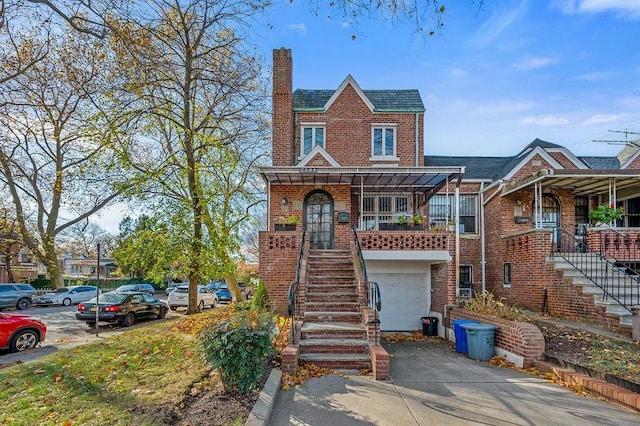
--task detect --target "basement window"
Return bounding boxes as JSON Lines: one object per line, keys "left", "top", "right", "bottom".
{"left": 503, "top": 263, "right": 511, "bottom": 287}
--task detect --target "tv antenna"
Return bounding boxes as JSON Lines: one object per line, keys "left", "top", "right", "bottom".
{"left": 593, "top": 129, "right": 640, "bottom": 147}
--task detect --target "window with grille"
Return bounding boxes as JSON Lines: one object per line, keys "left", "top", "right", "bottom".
{"left": 428, "top": 194, "right": 477, "bottom": 233}
{"left": 459, "top": 265, "right": 473, "bottom": 298}
{"left": 361, "top": 194, "right": 410, "bottom": 230}
{"left": 504, "top": 263, "right": 511, "bottom": 287}
{"left": 301, "top": 124, "right": 325, "bottom": 156}
{"left": 371, "top": 126, "right": 396, "bottom": 158}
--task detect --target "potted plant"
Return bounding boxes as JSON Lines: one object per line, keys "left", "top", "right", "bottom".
{"left": 589, "top": 204, "right": 623, "bottom": 226}
{"left": 275, "top": 215, "right": 301, "bottom": 231}
{"left": 410, "top": 215, "right": 425, "bottom": 229}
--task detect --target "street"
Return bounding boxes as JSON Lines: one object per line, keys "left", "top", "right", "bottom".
{"left": 0, "top": 299, "right": 183, "bottom": 360}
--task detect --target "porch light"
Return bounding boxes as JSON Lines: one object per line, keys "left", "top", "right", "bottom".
{"left": 280, "top": 197, "right": 289, "bottom": 207}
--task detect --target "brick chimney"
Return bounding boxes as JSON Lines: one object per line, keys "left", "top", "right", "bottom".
{"left": 272, "top": 48, "right": 294, "bottom": 166}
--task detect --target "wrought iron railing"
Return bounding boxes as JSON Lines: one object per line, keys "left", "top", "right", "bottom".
{"left": 352, "top": 225, "right": 382, "bottom": 345}
{"left": 287, "top": 231, "right": 306, "bottom": 345}
{"left": 552, "top": 227, "right": 639, "bottom": 313}
{"left": 595, "top": 228, "right": 640, "bottom": 276}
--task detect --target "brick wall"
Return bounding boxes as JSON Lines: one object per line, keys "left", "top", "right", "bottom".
{"left": 272, "top": 48, "right": 293, "bottom": 166}
{"left": 449, "top": 309, "right": 545, "bottom": 368}
{"left": 258, "top": 231, "right": 303, "bottom": 315}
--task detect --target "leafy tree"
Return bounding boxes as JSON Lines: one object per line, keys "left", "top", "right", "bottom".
{"left": 111, "top": 0, "right": 269, "bottom": 313}
{"left": 0, "top": 26, "right": 133, "bottom": 288}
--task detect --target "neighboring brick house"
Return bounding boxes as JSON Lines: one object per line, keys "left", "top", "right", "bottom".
{"left": 259, "top": 47, "right": 640, "bottom": 364}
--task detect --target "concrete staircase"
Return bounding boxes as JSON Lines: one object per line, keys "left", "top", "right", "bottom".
{"left": 298, "top": 249, "right": 371, "bottom": 370}
{"left": 550, "top": 253, "right": 637, "bottom": 327}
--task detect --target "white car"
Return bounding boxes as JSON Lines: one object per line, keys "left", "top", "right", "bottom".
{"left": 35, "top": 285, "right": 101, "bottom": 306}
{"left": 167, "top": 285, "right": 218, "bottom": 311}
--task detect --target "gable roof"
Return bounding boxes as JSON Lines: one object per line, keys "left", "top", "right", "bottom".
{"left": 293, "top": 75, "right": 424, "bottom": 113}
{"left": 425, "top": 138, "right": 627, "bottom": 184}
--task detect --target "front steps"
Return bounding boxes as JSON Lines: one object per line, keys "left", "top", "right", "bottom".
{"left": 297, "top": 249, "right": 372, "bottom": 371}
{"left": 550, "top": 254, "right": 637, "bottom": 326}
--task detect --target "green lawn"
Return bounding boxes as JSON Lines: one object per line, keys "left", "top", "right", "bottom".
{"left": 0, "top": 313, "right": 224, "bottom": 426}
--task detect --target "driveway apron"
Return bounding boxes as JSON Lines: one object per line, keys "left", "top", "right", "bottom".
{"left": 268, "top": 338, "right": 639, "bottom": 425}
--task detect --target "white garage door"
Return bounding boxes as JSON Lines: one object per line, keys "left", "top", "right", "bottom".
{"left": 369, "top": 272, "right": 429, "bottom": 331}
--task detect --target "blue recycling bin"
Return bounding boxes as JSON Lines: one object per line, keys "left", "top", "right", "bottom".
{"left": 452, "top": 319, "right": 479, "bottom": 353}
{"left": 462, "top": 323, "right": 497, "bottom": 361}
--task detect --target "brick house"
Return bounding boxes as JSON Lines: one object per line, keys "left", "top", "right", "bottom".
{"left": 259, "top": 48, "right": 640, "bottom": 375}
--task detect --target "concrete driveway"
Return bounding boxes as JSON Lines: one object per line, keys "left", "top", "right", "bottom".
{"left": 267, "top": 338, "right": 639, "bottom": 425}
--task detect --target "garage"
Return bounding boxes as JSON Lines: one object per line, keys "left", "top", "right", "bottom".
{"left": 367, "top": 271, "right": 430, "bottom": 331}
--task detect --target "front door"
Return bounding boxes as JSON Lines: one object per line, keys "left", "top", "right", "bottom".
{"left": 305, "top": 191, "right": 334, "bottom": 249}
{"left": 534, "top": 194, "right": 560, "bottom": 249}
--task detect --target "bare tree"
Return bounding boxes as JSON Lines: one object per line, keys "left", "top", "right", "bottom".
{"left": 56, "top": 221, "right": 115, "bottom": 258}
{"left": 0, "top": 27, "right": 133, "bottom": 287}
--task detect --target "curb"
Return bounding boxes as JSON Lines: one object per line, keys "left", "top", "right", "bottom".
{"left": 245, "top": 368, "right": 282, "bottom": 426}
{"left": 534, "top": 360, "right": 640, "bottom": 413}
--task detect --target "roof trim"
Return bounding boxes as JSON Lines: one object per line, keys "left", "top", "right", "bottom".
{"left": 324, "top": 75, "right": 375, "bottom": 112}
{"left": 546, "top": 148, "right": 589, "bottom": 169}
{"left": 503, "top": 146, "right": 564, "bottom": 180}
{"left": 620, "top": 148, "right": 640, "bottom": 169}
{"left": 297, "top": 145, "right": 341, "bottom": 167}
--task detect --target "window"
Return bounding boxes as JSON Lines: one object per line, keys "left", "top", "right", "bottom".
{"left": 504, "top": 263, "right": 511, "bottom": 287}
{"left": 459, "top": 266, "right": 473, "bottom": 298}
{"left": 301, "top": 125, "right": 325, "bottom": 156}
{"left": 361, "top": 194, "right": 410, "bottom": 230}
{"left": 428, "top": 194, "right": 477, "bottom": 233}
{"left": 371, "top": 126, "right": 396, "bottom": 158}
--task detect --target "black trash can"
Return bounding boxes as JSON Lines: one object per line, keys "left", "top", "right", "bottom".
{"left": 421, "top": 316, "right": 438, "bottom": 336}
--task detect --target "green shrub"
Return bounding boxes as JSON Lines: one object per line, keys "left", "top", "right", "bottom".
{"left": 463, "top": 291, "right": 523, "bottom": 320}
{"left": 251, "top": 280, "right": 271, "bottom": 313}
{"left": 199, "top": 311, "right": 275, "bottom": 394}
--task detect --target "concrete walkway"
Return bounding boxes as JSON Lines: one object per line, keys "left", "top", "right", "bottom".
{"left": 267, "top": 339, "right": 639, "bottom": 425}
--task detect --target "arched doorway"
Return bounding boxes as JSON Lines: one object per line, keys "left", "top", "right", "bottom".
{"left": 534, "top": 194, "right": 560, "bottom": 249}
{"left": 304, "top": 190, "right": 334, "bottom": 249}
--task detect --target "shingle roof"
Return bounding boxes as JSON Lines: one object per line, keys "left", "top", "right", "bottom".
{"left": 579, "top": 156, "right": 621, "bottom": 169}
{"left": 293, "top": 89, "right": 424, "bottom": 112}
{"left": 426, "top": 138, "right": 625, "bottom": 183}
{"left": 424, "top": 156, "right": 511, "bottom": 180}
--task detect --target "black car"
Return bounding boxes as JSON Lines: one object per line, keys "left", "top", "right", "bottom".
{"left": 75, "top": 292, "right": 168, "bottom": 327}
{"left": 114, "top": 283, "right": 155, "bottom": 296}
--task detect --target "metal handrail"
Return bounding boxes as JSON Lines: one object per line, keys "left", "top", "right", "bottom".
{"left": 365, "top": 281, "right": 382, "bottom": 345}
{"left": 552, "top": 227, "right": 639, "bottom": 313}
{"left": 352, "top": 224, "right": 368, "bottom": 282}
{"left": 288, "top": 231, "right": 306, "bottom": 345}
{"left": 352, "top": 225, "right": 383, "bottom": 345}
{"left": 596, "top": 228, "right": 640, "bottom": 276}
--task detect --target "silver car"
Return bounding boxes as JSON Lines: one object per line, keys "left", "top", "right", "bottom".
{"left": 167, "top": 285, "right": 218, "bottom": 311}
{"left": 0, "top": 283, "right": 37, "bottom": 310}
{"left": 35, "top": 285, "right": 100, "bottom": 306}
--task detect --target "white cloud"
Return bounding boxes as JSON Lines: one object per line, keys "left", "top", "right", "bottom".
{"left": 512, "top": 55, "right": 556, "bottom": 70}
{"left": 287, "top": 23, "right": 307, "bottom": 36}
{"left": 554, "top": 0, "right": 640, "bottom": 17}
{"left": 522, "top": 116, "right": 570, "bottom": 126}
{"left": 572, "top": 71, "right": 616, "bottom": 81}
{"left": 450, "top": 68, "right": 468, "bottom": 78}
{"left": 470, "top": 1, "right": 529, "bottom": 47}
{"left": 581, "top": 114, "right": 619, "bottom": 125}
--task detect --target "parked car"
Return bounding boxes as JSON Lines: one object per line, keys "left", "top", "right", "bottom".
{"left": 205, "top": 280, "right": 226, "bottom": 292}
{"left": 214, "top": 285, "right": 232, "bottom": 303}
{"left": 75, "top": 292, "right": 168, "bottom": 327}
{"left": 237, "top": 282, "right": 253, "bottom": 300}
{"left": 0, "top": 283, "right": 38, "bottom": 311}
{"left": 166, "top": 282, "right": 187, "bottom": 295}
{"left": 113, "top": 283, "right": 155, "bottom": 296}
{"left": 167, "top": 285, "right": 218, "bottom": 311}
{"left": 35, "top": 285, "right": 100, "bottom": 306}
{"left": 0, "top": 312, "right": 46, "bottom": 352}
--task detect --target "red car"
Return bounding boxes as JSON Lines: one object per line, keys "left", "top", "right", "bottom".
{"left": 0, "top": 313, "right": 47, "bottom": 352}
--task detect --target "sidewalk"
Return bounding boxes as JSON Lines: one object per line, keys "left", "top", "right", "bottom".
{"left": 266, "top": 338, "right": 640, "bottom": 426}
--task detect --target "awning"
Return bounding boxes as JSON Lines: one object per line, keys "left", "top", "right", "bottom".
{"left": 260, "top": 166, "right": 465, "bottom": 197}
{"left": 501, "top": 169, "right": 640, "bottom": 196}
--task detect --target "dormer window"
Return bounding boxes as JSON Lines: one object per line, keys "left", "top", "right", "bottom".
{"left": 301, "top": 124, "right": 325, "bottom": 156}
{"left": 371, "top": 125, "right": 397, "bottom": 159}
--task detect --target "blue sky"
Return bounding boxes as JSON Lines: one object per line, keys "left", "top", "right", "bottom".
{"left": 255, "top": 0, "right": 640, "bottom": 157}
